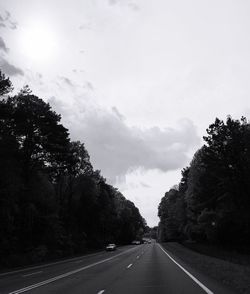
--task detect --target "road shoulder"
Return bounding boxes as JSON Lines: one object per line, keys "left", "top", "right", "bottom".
{"left": 160, "top": 242, "right": 250, "bottom": 294}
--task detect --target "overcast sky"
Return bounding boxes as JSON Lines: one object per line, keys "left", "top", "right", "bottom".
{"left": 1, "top": 0, "right": 250, "bottom": 226}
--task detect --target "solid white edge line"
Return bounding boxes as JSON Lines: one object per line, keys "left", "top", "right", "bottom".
{"left": 158, "top": 244, "right": 213, "bottom": 294}
{"left": 127, "top": 263, "right": 133, "bottom": 269}
{"left": 8, "top": 247, "right": 137, "bottom": 294}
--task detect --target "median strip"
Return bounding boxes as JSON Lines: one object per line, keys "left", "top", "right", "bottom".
{"left": 158, "top": 244, "right": 213, "bottom": 294}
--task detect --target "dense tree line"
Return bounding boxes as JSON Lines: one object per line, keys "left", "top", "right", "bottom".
{"left": 143, "top": 226, "right": 158, "bottom": 240}
{"left": 0, "top": 71, "right": 146, "bottom": 267}
{"left": 158, "top": 116, "right": 250, "bottom": 250}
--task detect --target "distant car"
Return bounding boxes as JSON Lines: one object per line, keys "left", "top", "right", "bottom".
{"left": 105, "top": 243, "right": 116, "bottom": 251}
{"left": 132, "top": 240, "right": 141, "bottom": 245}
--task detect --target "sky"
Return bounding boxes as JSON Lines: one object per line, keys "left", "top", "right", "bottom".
{"left": 1, "top": 0, "right": 250, "bottom": 226}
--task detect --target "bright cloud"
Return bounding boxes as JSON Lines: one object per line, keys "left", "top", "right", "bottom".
{"left": 49, "top": 95, "right": 200, "bottom": 184}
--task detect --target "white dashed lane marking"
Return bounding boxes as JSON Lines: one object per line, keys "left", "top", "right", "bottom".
{"left": 97, "top": 290, "right": 105, "bottom": 294}
{"left": 127, "top": 263, "right": 133, "bottom": 269}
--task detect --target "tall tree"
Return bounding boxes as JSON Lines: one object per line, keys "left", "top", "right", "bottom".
{"left": 0, "top": 70, "right": 13, "bottom": 97}
{"left": 0, "top": 73, "right": 147, "bottom": 267}
{"left": 1, "top": 88, "right": 70, "bottom": 180}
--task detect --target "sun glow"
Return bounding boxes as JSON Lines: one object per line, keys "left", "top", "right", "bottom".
{"left": 19, "top": 22, "right": 58, "bottom": 63}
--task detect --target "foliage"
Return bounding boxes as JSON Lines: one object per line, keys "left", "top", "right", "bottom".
{"left": 0, "top": 71, "right": 13, "bottom": 97}
{"left": 158, "top": 116, "right": 250, "bottom": 249}
{"left": 0, "top": 71, "right": 146, "bottom": 268}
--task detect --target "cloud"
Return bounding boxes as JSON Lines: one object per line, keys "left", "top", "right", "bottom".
{"left": 108, "top": 0, "right": 117, "bottom": 5}
{"left": 112, "top": 106, "right": 124, "bottom": 120}
{"left": 59, "top": 76, "right": 74, "bottom": 87}
{"left": 127, "top": 2, "right": 140, "bottom": 11}
{"left": 107, "top": 0, "right": 140, "bottom": 11}
{"left": 79, "top": 23, "right": 92, "bottom": 31}
{"left": 0, "top": 58, "right": 24, "bottom": 76}
{"left": 140, "top": 182, "right": 151, "bottom": 188}
{"left": 48, "top": 97, "right": 200, "bottom": 184}
{"left": 0, "top": 37, "right": 9, "bottom": 53}
{"left": 0, "top": 11, "right": 17, "bottom": 30}
{"left": 82, "top": 81, "right": 94, "bottom": 91}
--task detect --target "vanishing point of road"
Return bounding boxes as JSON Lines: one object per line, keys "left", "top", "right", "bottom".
{"left": 0, "top": 242, "right": 235, "bottom": 294}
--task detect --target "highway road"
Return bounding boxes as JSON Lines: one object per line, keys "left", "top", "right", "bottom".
{"left": 0, "top": 242, "right": 235, "bottom": 294}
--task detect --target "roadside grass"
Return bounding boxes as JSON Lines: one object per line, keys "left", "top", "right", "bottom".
{"left": 182, "top": 242, "right": 250, "bottom": 266}
{"left": 161, "top": 242, "right": 250, "bottom": 294}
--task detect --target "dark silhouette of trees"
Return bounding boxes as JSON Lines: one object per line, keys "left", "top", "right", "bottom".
{"left": 0, "top": 71, "right": 146, "bottom": 268}
{"left": 0, "top": 71, "right": 13, "bottom": 96}
{"left": 158, "top": 116, "right": 250, "bottom": 250}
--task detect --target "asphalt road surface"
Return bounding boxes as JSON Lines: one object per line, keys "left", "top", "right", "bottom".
{"left": 0, "top": 242, "right": 235, "bottom": 294}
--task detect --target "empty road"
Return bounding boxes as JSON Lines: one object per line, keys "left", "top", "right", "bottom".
{"left": 0, "top": 242, "right": 234, "bottom": 294}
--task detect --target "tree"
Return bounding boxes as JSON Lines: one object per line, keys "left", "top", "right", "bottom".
{"left": 0, "top": 70, "right": 13, "bottom": 97}
{"left": 0, "top": 73, "right": 147, "bottom": 267}
{"left": 184, "top": 117, "right": 250, "bottom": 245}
{"left": 1, "top": 89, "right": 70, "bottom": 180}
{"left": 0, "top": 86, "right": 71, "bottom": 257}
{"left": 202, "top": 116, "right": 250, "bottom": 245}
{"left": 159, "top": 116, "right": 250, "bottom": 247}
{"left": 67, "top": 141, "right": 93, "bottom": 177}
{"left": 158, "top": 188, "right": 184, "bottom": 241}
{"left": 185, "top": 147, "right": 217, "bottom": 242}
{"left": 158, "top": 167, "right": 189, "bottom": 242}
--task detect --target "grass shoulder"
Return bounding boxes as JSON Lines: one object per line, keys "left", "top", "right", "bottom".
{"left": 160, "top": 242, "right": 250, "bottom": 294}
